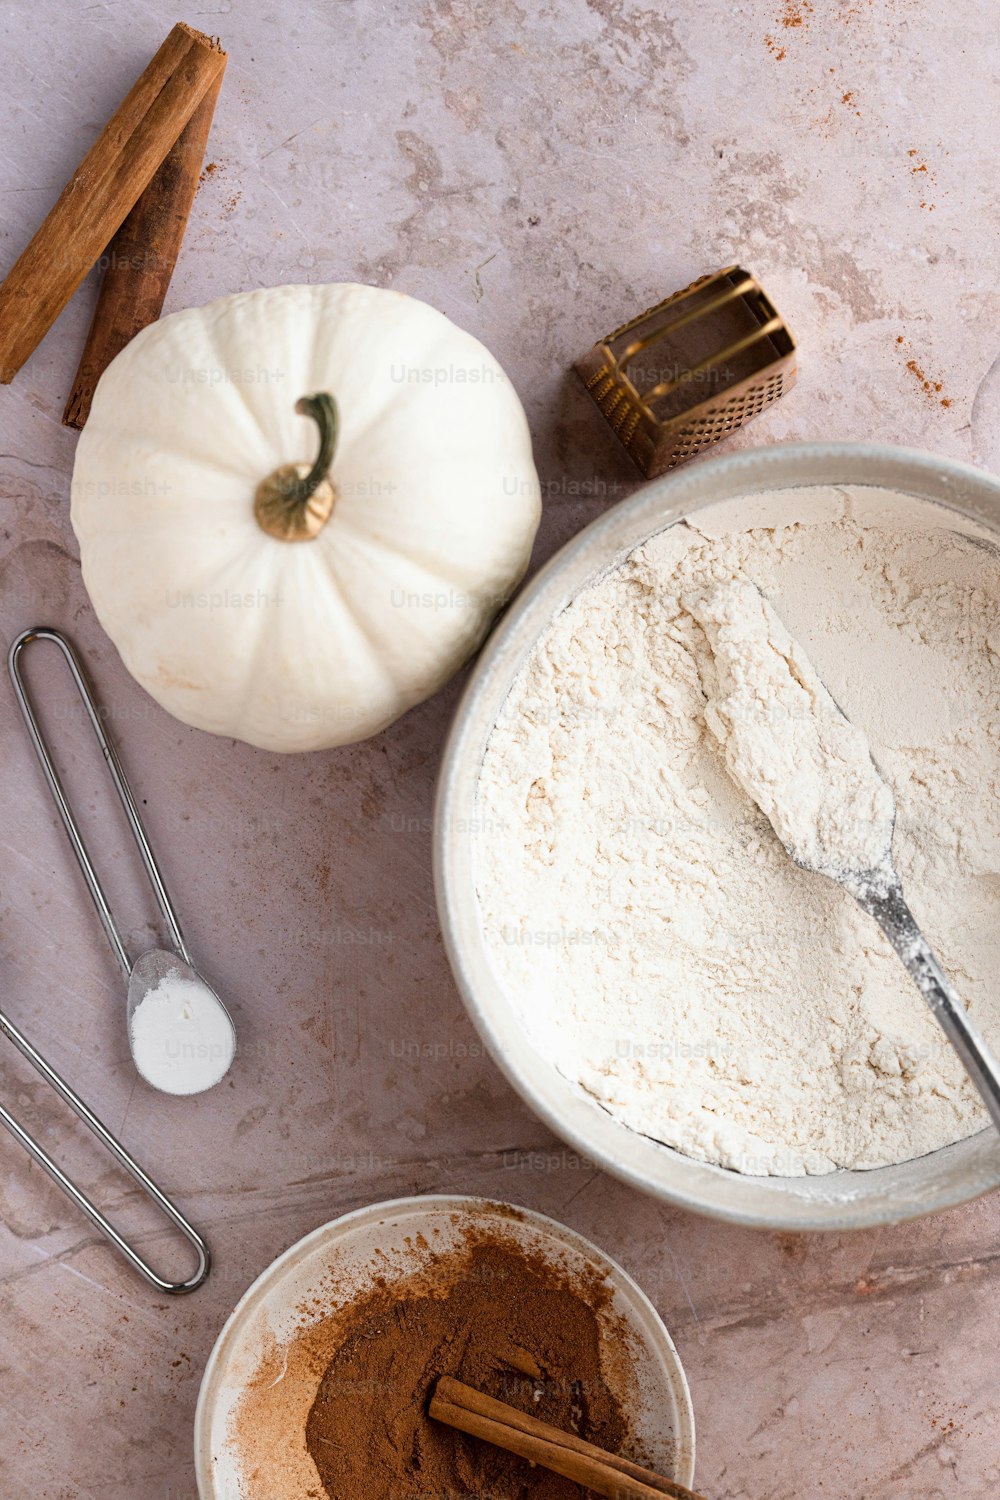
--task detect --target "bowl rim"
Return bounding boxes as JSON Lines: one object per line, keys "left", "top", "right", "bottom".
{"left": 434, "top": 441, "right": 1000, "bottom": 1231}
{"left": 193, "top": 1192, "right": 696, "bottom": 1496}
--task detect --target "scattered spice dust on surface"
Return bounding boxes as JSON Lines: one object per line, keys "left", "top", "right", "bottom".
{"left": 779, "top": 0, "right": 813, "bottom": 27}
{"left": 895, "top": 335, "right": 951, "bottom": 407}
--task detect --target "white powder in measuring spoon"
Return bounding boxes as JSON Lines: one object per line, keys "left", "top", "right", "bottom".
{"left": 129, "top": 971, "right": 235, "bottom": 1096}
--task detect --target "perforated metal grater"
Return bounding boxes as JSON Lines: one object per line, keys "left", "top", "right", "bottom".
{"left": 576, "top": 266, "right": 796, "bottom": 478}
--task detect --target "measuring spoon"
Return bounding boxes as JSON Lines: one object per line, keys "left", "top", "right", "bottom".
{"left": 9, "top": 627, "right": 235, "bottom": 1096}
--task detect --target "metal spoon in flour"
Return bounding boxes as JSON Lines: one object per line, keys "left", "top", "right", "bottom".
{"left": 689, "top": 580, "right": 1000, "bottom": 1134}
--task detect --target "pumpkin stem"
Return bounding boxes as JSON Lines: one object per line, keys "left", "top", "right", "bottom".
{"left": 292, "top": 394, "right": 339, "bottom": 503}
{"left": 254, "top": 393, "right": 339, "bottom": 542}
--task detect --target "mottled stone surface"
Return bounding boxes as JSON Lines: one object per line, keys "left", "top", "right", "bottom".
{"left": 1, "top": 2, "right": 1000, "bottom": 1497}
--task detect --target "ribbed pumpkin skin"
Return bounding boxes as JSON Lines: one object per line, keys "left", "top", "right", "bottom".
{"left": 72, "top": 283, "right": 541, "bottom": 751}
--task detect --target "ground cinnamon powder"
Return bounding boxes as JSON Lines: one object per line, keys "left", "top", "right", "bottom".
{"left": 304, "top": 1237, "right": 628, "bottom": 1498}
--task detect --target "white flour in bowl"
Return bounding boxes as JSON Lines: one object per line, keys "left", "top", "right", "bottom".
{"left": 474, "top": 487, "right": 1000, "bottom": 1175}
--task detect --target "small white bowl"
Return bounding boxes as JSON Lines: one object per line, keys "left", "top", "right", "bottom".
{"left": 194, "top": 1194, "right": 696, "bottom": 1498}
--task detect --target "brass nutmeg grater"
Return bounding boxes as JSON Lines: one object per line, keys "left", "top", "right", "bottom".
{"left": 576, "top": 266, "right": 797, "bottom": 478}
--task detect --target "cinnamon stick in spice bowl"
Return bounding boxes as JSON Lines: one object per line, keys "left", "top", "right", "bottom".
{"left": 0, "top": 22, "right": 226, "bottom": 385}
{"left": 430, "top": 1376, "right": 710, "bottom": 1500}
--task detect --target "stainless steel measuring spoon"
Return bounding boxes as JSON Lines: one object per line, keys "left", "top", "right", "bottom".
{"left": 8, "top": 627, "right": 236, "bottom": 1095}
{"left": 0, "top": 1004, "right": 210, "bottom": 1293}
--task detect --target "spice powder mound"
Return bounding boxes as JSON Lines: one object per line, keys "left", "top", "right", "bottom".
{"left": 230, "top": 1225, "right": 642, "bottom": 1500}
{"left": 306, "top": 1236, "right": 628, "bottom": 1498}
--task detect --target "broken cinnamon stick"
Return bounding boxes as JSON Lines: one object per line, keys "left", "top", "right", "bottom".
{"left": 62, "top": 67, "right": 225, "bottom": 429}
{"left": 0, "top": 22, "right": 226, "bottom": 385}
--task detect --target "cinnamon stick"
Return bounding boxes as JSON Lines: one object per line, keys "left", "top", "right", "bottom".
{"left": 62, "top": 67, "right": 225, "bottom": 429}
{"left": 430, "top": 1376, "right": 707, "bottom": 1500}
{"left": 0, "top": 22, "right": 226, "bottom": 384}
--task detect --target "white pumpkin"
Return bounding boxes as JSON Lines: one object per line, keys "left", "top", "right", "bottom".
{"left": 71, "top": 283, "right": 541, "bottom": 752}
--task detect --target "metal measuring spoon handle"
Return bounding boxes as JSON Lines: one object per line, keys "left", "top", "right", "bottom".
{"left": 8, "top": 626, "right": 194, "bottom": 976}
{"left": 8, "top": 627, "right": 236, "bottom": 1096}
{"left": 0, "top": 1005, "right": 210, "bottom": 1294}
{"left": 853, "top": 873, "right": 1000, "bottom": 1132}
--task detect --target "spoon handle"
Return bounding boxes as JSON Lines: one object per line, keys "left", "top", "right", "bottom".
{"left": 8, "top": 627, "right": 195, "bottom": 975}
{"left": 857, "top": 881, "right": 1000, "bottom": 1132}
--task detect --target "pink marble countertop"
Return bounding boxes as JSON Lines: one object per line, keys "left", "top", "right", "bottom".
{"left": 2, "top": 2, "right": 1000, "bottom": 1496}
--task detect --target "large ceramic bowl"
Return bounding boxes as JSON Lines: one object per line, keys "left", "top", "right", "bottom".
{"left": 434, "top": 443, "right": 1000, "bottom": 1230}
{"left": 194, "top": 1195, "right": 695, "bottom": 1497}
